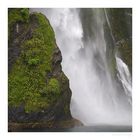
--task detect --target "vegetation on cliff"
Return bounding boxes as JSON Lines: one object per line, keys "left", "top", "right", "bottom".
{"left": 8, "top": 8, "right": 71, "bottom": 118}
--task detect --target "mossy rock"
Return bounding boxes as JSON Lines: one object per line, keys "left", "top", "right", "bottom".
{"left": 8, "top": 9, "right": 62, "bottom": 113}
{"left": 8, "top": 8, "right": 29, "bottom": 41}
{"left": 8, "top": 8, "right": 72, "bottom": 124}
{"left": 46, "top": 78, "right": 60, "bottom": 95}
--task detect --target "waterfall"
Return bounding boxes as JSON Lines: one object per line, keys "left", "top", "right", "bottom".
{"left": 104, "top": 9, "right": 132, "bottom": 104}
{"left": 116, "top": 57, "right": 132, "bottom": 104}
{"left": 31, "top": 8, "right": 132, "bottom": 126}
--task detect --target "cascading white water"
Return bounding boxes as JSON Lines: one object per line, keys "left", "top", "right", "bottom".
{"left": 116, "top": 56, "right": 132, "bottom": 104}
{"left": 31, "top": 8, "right": 132, "bottom": 126}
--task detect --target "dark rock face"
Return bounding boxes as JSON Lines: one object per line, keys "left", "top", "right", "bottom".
{"left": 107, "top": 8, "right": 132, "bottom": 74}
{"left": 8, "top": 8, "right": 74, "bottom": 129}
{"left": 8, "top": 22, "right": 30, "bottom": 72}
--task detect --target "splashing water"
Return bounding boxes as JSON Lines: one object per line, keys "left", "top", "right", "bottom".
{"left": 31, "top": 8, "right": 132, "bottom": 126}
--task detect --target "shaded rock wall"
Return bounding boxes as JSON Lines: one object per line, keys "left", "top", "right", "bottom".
{"left": 107, "top": 8, "right": 132, "bottom": 74}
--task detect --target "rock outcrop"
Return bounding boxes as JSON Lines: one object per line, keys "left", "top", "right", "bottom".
{"left": 8, "top": 8, "right": 81, "bottom": 131}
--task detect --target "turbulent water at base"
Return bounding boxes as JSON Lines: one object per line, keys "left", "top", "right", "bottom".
{"left": 31, "top": 8, "right": 132, "bottom": 126}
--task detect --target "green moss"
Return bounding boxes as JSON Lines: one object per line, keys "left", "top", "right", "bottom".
{"left": 8, "top": 10, "right": 58, "bottom": 113}
{"left": 25, "top": 94, "right": 49, "bottom": 113}
{"left": 46, "top": 78, "right": 60, "bottom": 95}
{"left": 33, "top": 13, "right": 55, "bottom": 45}
{"left": 39, "top": 78, "right": 61, "bottom": 103}
{"left": 8, "top": 8, "right": 29, "bottom": 40}
{"left": 20, "top": 8, "right": 29, "bottom": 22}
{"left": 8, "top": 8, "right": 29, "bottom": 26}
{"left": 28, "top": 58, "right": 40, "bottom": 66}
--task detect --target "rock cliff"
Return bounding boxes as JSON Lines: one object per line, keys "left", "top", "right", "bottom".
{"left": 8, "top": 8, "right": 81, "bottom": 131}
